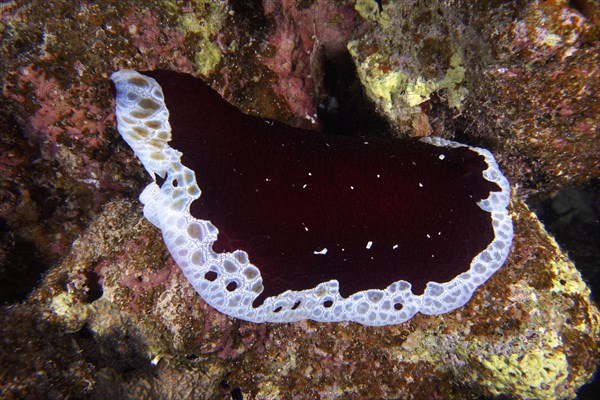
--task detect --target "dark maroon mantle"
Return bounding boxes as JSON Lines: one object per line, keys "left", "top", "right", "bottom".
{"left": 145, "top": 70, "right": 498, "bottom": 305}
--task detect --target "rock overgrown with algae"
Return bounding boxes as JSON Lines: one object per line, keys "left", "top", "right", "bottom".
{"left": 1, "top": 0, "right": 599, "bottom": 398}
{"left": 1, "top": 197, "right": 598, "bottom": 399}
{"left": 348, "top": 0, "right": 472, "bottom": 136}
{"left": 347, "top": 0, "right": 599, "bottom": 198}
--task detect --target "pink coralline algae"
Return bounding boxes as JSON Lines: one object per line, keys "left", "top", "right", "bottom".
{"left": 1, "top": 65, "right": 114, "bottom": 262}
{"left": 6, "top": 64, "right": 109, "bottom": 149}
{"left": 121, "top": 10, "right": 194, "bottom": 73}
{"left": 120, "top": 265, "right": 174, "bottom": 312}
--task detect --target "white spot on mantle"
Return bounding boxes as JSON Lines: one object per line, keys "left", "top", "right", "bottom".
{"left": 314, "top": 248, "right": 328, "bottom": 255}
{"left": 366, "top": 241, "right": 373, "bottom": 249}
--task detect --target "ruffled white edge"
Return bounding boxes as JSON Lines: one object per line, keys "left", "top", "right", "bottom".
{"left": 111, "top": 70, "right": 513, "bottom": 326}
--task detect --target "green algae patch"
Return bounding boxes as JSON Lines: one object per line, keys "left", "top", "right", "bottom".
{"left": 545, "top": 237, "right": 588, "bottom": 296}
{"left": 480, "top": 339, "right": 569, "bottom": 400}
{"left": 349, "top": 40, "right": 468, "bottom": 126}
{"left": 354, "top": 0, "right": 380, "bottom": 22}
{"left": 347, "top": 43, "right": 407, "bottom": 116}
{"left": 440, "top": 52, "right": 468, "bottom": 109}
{"left": 177, "top": 1, "right": 228, "bottom": 77}
{"left": 354, "top": 0, "right": 392, "bottom": 27}
{"left": 194, "top": 41, "right": 221, "bottom": 76}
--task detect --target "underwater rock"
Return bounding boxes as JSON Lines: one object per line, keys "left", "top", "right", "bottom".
{"left": 1, "top": 0, "right": 599, "bottom": 398}
{"left": 348, "top": 0, "right": 600, "bottom": 198}
{"left": 0, "top": 196, "right": 598, "bottom": 399}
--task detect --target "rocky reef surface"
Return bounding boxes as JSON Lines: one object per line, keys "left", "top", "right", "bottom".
{"left": 1, "top": 0, "right": 599, "bottom": 399}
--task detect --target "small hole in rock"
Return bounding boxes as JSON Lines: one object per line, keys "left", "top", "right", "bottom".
{"left": 231, "top": 387, "right": 243, "bottom": 400}
{"left": 74, "top": 323, "right": 94, "bottom": 340}
{"left": 219, "top": 381, "right": 243, "bottom": 400}
{"left": 204, "top": 271, "right": 218, "bottom": 281}
{"left": 0, "top": 220, "right": 50, "bottom": 303}
{"left": 85, "top": 269, "right": 103, "bottom": 302}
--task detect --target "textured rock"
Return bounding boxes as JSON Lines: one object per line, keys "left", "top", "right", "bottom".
{"left": 1, "top": 196, "right": 598, "bottom": 399}
{"left": 348, "top": 0, "right": 600, "bottom": 198}
{"left": 1, "top": 0, "right": 599, "bottom": 398}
